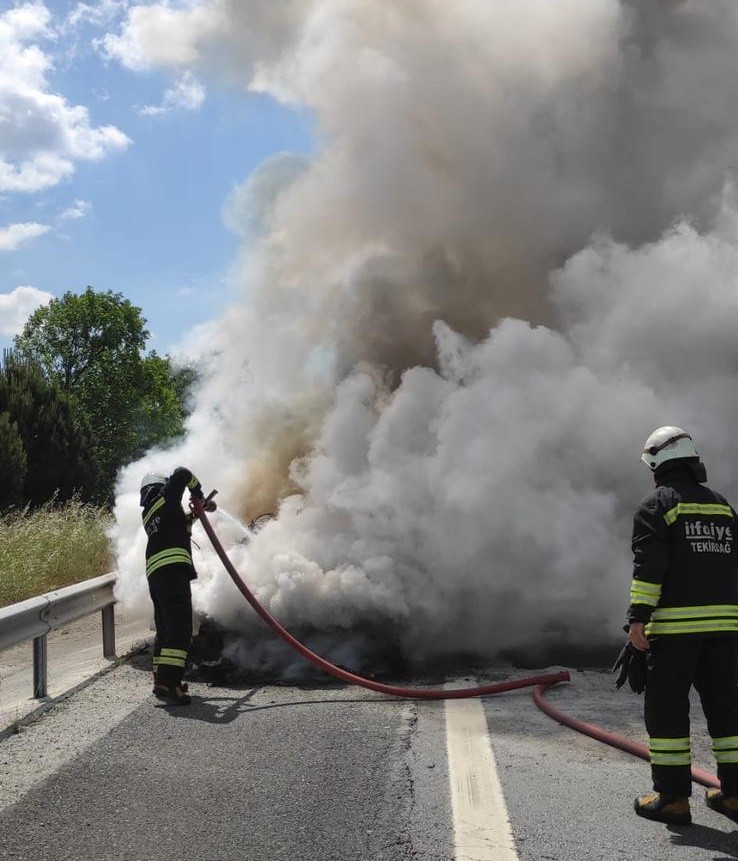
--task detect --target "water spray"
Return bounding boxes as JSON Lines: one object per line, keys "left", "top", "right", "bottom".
{"left": 215, "top": 507, "right": 251, "bottom": 533}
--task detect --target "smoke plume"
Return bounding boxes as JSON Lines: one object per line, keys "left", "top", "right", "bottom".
{"left": 113, "top": 0, "right": 738, "bottom": 672}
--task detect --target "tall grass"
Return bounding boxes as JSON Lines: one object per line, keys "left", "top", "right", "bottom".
{"left": 0, "top": 499, "right": 113, "bottom": 608}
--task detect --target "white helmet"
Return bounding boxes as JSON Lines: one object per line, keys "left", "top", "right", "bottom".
{"left": 641, "top": 426, "right": 699, "bottom": 470}
{"left": 140, "top": 472, "right": 167, "bottom": 491}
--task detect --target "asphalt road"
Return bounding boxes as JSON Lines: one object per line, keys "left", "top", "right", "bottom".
{"left": 1, "top": 660, "right": 737, "bottom": 861}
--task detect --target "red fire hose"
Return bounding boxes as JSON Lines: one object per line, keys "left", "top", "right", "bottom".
{"left": 193, "top": 498, "right": 720, "bottom": 786}
{"left": 533, "top": 681, "right": 720, "bottom": 788}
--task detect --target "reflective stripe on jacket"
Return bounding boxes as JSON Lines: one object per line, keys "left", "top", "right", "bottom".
{"left": 627, "top": 461, "right": 738, "bottom": 636}
{"left": 140, "top": 466, "right": 202, "bottom": 580}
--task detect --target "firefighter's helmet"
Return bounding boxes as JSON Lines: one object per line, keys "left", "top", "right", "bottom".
{"left": 140, "top": 472, "right": 167, "bottom": 491}
{"left": 641, "top": 426, "right": 698, "bottom": 470}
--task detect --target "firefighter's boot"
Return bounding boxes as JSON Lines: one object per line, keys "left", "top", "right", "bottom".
{"left": 152, "top": 674, "right": 187, "bottom": 693}
{"left": 634, "top": 792, "right": 692, "bottom": 825}
{"left": 153, "top": 682, "right": 191, "bottom": 706}
{"left": 706, "top": 789, "right": 738, "bottom": 824}
{"left": 153, "top": 668, "right": 191, "bottom": 705}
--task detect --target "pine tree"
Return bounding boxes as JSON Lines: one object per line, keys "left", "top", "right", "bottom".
{"left": 0, "top": 351, "right": 100, "bottom": 506}
{"left": 0, "top": 411, "right": 27, "bottom": 511}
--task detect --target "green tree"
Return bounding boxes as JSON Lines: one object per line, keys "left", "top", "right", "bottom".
{"left": 0, "top": 351, "right": 99, "bottom": 505}
{"left": 133, "top": 352, "right": 195, "bottom": 454}
{"left": 15, "top": 288, "right": 196, "bottom": 497}
{"left": 0, "top": 411, "right": 27, "bottom": 511}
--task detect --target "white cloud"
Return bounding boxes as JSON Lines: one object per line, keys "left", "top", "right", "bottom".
{"left": 0, "top": 285, "right": 53, "bottom": 335}
{"left": 98, "top": 0, "right": 303, "bottom": 90}
{"left": 66, "top": 1, "right": 129, "bottom": 32}
{"left": 138, "top": 71, "right": 206, "bottom": 116}
{"left": 0, "top": 202, "right": 91, "bottom": 251}
{"left": 99, "top": 1, "right": 222, "bottom": 71}
{"left": 60, "top": 199, "right": 92, "bottom": 220}
{"left": 0, "top": 2, "right": 131, "bottom": 194}
{"left": 0, "top": 221, "right": 50, "bottom": 251}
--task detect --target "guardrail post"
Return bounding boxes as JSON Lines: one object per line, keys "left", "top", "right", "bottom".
{"left": 101, "top": 604, "right": 116, "bottom": 659}
{"left": 0, "top": 573, "right": 118, "bottom": 705}
{"left": 33, "top": 634, "right": 48, "bottom": 699}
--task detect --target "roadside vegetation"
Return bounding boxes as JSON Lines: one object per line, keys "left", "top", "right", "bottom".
{"left": 0, "top": 286, "right": 197, "bottom": 607}
{"left": 0, "top": 499, "right": 113, "bottom": 608}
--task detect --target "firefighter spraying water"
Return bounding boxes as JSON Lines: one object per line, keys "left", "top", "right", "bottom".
{"left": 140, "top": 468, "right": 217, "bottom": 706}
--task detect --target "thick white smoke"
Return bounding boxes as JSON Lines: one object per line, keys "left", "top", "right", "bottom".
{"left": 112, "top": 0, "right": 738, "bottom": 670}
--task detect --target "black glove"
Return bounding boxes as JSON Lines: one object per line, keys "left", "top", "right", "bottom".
{"left": 190, "top": 489, "right": 217, "bottom": 513}
{"left": 612, "top": 640, "right": 647, "bottom": 694}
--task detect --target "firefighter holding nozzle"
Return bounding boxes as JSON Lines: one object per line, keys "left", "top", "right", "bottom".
{"left": 140, "top": 468, "right": 216, "bottom": 706}
{"left": 626, "top": 427, "right": 738, "bottom": 826}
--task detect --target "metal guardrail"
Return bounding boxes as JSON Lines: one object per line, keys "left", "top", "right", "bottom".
{"left": 0, "top": 573, "right": 117, "bottom": 699}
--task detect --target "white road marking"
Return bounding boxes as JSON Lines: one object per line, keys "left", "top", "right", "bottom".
{"left": 445, "top": 691, "right": 520, "bottom": 860}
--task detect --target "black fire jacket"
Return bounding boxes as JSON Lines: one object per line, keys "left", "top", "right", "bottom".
{"left": 140, "top": 467, "right": 204, "bottom": 580}
{"left": 627, "top": 460, "right": 738, "bottom": 636}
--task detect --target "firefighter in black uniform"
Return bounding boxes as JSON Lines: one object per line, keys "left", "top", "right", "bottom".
{"left": 628, "top": 426, "right": 738, "bottom": 826}
{"left": 140, "top": 468, "right": 216, "bottom": 705}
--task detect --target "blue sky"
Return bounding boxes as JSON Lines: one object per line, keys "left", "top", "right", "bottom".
{"left": 0, "top": 0, "right": 314, "bottom": 355}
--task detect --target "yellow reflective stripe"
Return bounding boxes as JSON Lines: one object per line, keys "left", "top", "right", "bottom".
{"left": 630, "top": 593, "right": 660, "bottom": 608}
{"left": 651, "top": 605, "right": 738, "bottom": 620}
{"left": 160, "top": 648, "right": 188, "bottom": 660}
{"left": 650, "top": 752, "right": 692, "bottom": 765}
{"left": 646, "top": 619, "right": 738, "bottom": 635}
{"left": 147, "top": 547, "right": 192, "bottom": 564}
{"left": 187, "top": 475, "right": 200, "bottom": 489}
{"left": 650, "top": 737, "right": 690, "bottom": 750}
{"left": 664, "top": 503, "right": 733, "bottom": 525}
{"left": 632, "top": 580, "right": 661, "bottom": 596}
{"left": 715, "top": 752, "right": 738, "bottom": 764}
{"left": 644, "top": 603, "right": 738, "bottom": 635}
{"left": 142, "top": 497, "right": 164, "bottom": 527}
{"left": 146, "top": 551, "right": 192, "bottom": 570}
{"left": 154, "top": 649, "right": 188, "bottom": 668}
{"left": 630, "top": 579, "right": 661, "bottom": 607}
{"left": 157, "top": 654, "right": 186, "bottom": 668}
{"left": 146, "top": 548, "right": 192, "bottom": 577}
{"left": 147, "top": 547, "right": 190, "bottom": 565}
{"left": 649, "top": 738, "right": 691, "bottom": 766}
{"left": 147, "top": 558, "right": 192, "bottom": 577}
{"left": 713, "top": 736, "right": 738, "bottom": 764}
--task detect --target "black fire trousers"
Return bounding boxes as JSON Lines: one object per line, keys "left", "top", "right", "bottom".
{"left": 645, "top": 636, "right": 738, "bottom": 797}
{"left": 148, "top": 568, "right": 193, "bottom": 689}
